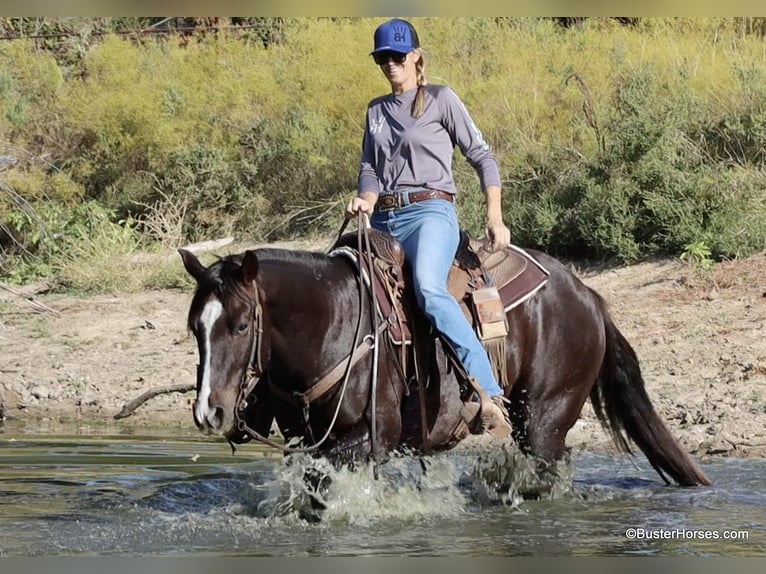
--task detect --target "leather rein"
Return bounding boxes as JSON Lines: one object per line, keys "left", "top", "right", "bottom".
{"left": 232, "top": 213, "right": 384, "bottom": 456}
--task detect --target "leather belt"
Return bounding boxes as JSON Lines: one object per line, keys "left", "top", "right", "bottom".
{"left": 377, "top": 190, "right": 454, "bottom": 212}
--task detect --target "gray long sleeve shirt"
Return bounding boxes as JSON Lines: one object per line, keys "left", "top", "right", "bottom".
{"left": 357, "top": 84, "right": 501, "bottom": 197}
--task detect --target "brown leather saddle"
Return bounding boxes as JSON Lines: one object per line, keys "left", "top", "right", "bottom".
{"left": 333, "top": 228, "right": 549, "bottom": 355}
{"left": 331, "top": 229, "right": 548, "bottom": 445}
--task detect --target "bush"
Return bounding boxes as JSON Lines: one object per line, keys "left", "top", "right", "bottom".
{"left": 2, "top": 17, "right": 766, "bottom": 288}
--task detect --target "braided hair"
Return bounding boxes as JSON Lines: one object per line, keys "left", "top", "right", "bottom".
{"left": 412, "top": 49, "right": 427, "bottom": 119}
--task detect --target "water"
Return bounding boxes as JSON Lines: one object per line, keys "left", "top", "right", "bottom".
{"left": 0, "top": 424, "right": 764, "bottom": 557}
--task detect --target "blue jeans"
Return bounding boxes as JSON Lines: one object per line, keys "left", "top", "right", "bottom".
{"left": 371, "top": 198, "right": 503, "bottom": 396}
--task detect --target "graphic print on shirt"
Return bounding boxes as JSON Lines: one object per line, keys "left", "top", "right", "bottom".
{"left": 470, "top": 120, "right": 490, "bottom": 151}
{"left": 370, "top": 115, "right": 387, "bottom": 135}
{"left": 453, "top": 93, "right": 490, "bottom": 152}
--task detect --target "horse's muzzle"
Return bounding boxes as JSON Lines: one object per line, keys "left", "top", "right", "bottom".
{"left": 193, "top": 399, "right": 229, "bottom": 435}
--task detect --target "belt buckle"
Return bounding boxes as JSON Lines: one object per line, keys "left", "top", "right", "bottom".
{"left": 378, "top": 194, "right": 402, "bottom": 211}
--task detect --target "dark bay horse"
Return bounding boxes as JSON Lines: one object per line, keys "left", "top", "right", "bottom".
{"left": 179, "top": 242, "right": 711, "bottom": 487}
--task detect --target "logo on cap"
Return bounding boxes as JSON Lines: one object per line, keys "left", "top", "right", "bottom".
{"left": 371, "top": 18, "right": 419, "bottom": 54}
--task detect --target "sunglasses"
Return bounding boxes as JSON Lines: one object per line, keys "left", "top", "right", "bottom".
{"left": 373, "top": 51, "right": 408, "bottom": 66}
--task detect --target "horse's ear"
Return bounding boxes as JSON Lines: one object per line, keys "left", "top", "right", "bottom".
{"left": 241, "top": 250, "right": 259, "bottom": 284}
{"left": 178, "top": 249, "right": 206, "bottom": 281}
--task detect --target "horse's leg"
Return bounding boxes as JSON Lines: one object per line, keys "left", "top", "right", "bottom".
{"left": 510, "top": 369, "right": 596, "bottom": 463}
{"left": 297, "top": 367, "right": 403, "bottom": 521}
{"left": 503, "top": 342, "right": 599, "bottom": 500}
{"left": 290, "top": 420, "right": 390, "bottom": 524}
{"left": 321, "top": 425, "right": 390, "bottom": 468}
{"left": 310, "top": 361, "right": 404, "bottom": 468}
{"left": 505, "top": 270, "right": 607, "bottom": 464}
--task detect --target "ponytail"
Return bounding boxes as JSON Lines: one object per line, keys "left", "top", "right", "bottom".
{"left": 411, "top": 50, "right": 427, "bottom": 119}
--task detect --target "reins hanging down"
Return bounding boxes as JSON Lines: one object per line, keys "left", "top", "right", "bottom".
{"left": 358, "top": 213, "right": 382, "bottom": 472}
{"left": 233, "top": 212, "right": 385, "bottom": 462}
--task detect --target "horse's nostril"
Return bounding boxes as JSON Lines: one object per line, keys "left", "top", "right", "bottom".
{"left": 208, "top": 405, "right": 225, "bottom": 430}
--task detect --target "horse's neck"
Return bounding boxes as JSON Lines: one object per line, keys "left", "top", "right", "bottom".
{"left": 260, "top": 256, "right": 364, "bottom": 380}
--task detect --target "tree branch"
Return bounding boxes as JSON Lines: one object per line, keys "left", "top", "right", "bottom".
{"left": 113, "top": 383, "right": 195, "bottom": 419}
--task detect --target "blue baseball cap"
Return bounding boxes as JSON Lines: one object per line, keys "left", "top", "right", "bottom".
{"left": 370, "top": 18, "right": 420, "bottom": 55}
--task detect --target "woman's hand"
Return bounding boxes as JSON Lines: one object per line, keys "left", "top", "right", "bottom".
{"left": 483, "top": 185, "right": 510, "bottom": 250}
{"left": 345, "top": 193, "right": 376, "bottom": 219}
{"left": 485, "top": 218, "right": 511, "bottom": 250}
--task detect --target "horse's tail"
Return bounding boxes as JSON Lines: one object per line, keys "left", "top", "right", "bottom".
{"left": 590, "top": 293, "right": 711, "bottom": 486}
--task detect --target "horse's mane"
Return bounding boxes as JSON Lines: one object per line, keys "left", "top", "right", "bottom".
{"left": 252, "top": 247, "right": 329, "bottom": 265}
{"left": 188, "top": 248, "right": 336, "bottom": 330}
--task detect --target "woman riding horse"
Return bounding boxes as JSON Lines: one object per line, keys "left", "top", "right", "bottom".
{"left": 180, "top": 244, "right": 711, "bottom": 487}
{"left": 345, "top": 18, "right": 511, "bottom": 437}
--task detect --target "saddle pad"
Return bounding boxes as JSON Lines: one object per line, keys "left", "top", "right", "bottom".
{"left": 333, "top": 242, "right": 550, "bottom": 346}
{"left": 466, "top": 240, "right": 550, "bottom": 311}
{"left": 498, "top": 245, "right": 549, "bottom": 310}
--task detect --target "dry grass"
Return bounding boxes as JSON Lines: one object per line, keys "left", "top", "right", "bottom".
{"left": 674, "top": 251, "right": 766, "bottom": 297}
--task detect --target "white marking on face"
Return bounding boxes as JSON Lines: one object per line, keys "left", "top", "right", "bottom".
{"left": 195, "top": 298, "right": 223, "bottom": 425}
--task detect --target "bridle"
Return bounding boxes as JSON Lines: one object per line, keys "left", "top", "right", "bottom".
{"left": 231, "top": 213, "right": 385, "bottom": 458}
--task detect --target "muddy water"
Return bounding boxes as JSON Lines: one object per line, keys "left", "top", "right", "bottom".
{"left": 0, "top": 425, "right": 764, "bottom": 556}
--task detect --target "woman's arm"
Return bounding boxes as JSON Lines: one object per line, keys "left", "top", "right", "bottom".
{"left": 484, "top": 184, "right": 511, "bottom": 249}
{"left": 441, "top": 88, "right": 510, "bottom": 248}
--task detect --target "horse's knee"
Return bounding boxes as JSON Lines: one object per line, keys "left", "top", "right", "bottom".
{"left": 513, "top": 389, "right": 588, "bottom": 463}
{"left": 517, "top": 421, "right": 568, "bottom": 463}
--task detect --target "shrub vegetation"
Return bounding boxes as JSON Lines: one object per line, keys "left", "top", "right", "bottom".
{"left": 1, "top": 17, "right": 764, "bottom": 290}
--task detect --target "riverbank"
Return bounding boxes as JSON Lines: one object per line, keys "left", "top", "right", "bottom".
{"left": 1, "top": 251, "right": 764, "bottom": 459}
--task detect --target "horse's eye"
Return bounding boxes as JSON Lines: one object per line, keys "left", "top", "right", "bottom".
{"left": 236, "top": 323, "right": 249, "bottom": 335}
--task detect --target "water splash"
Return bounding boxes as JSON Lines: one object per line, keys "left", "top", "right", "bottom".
{"left": 452, "top": 438, "right": 575, "bottom": 507}
{"left": 246, "top": 452, "right": 468, "bottom": 525}
{"left": 245, "top": 440, "right": 575, "bottom": 524}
